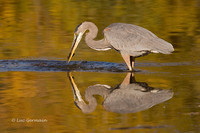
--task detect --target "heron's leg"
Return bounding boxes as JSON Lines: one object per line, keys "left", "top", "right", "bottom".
{"left": 120, "top": 72, "right": 136, "bottom": 88}
{"left": 130, "top": 56, "right": 135, "bottom": 69}
{"left": 121, "top": 72, "right": 131, "bottom": 86}
{"left": 130, "top": 72, "right": 136, "bottom": 83}
{"left": 121, "top": 53, "right": 132, "bottom": 71}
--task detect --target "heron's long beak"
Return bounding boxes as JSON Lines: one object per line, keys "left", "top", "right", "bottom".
{"left": 68, "top": 72, "right": 83, "bottom": 102}
{"left": 67, "top": 32, "right": 83, "bottom": 63}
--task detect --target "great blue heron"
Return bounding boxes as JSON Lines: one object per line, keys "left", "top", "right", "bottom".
{"left": 68, "top": 72, "right": 173, "bottom": 113}
{"left": 68, "top": 22, "right": 174, "bottom": 71}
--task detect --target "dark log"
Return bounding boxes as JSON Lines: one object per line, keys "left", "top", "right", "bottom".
{"left": 0, "top": 60, "right": 128, "bottom": 72}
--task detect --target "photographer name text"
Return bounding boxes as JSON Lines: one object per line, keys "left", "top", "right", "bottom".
{"left": 11, "top": 118, "right": 48, "bottom": 123}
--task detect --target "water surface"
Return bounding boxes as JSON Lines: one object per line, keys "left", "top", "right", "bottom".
{"left": 0, "top": 0, "right": 200, "bottom": 133}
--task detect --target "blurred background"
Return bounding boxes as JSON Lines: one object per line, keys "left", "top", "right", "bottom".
{"left": 0, "top": 0, "right": 199, "bottom": 133}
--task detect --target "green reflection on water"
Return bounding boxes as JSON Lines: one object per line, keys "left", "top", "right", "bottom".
{"left": 0, "top": 0, "right": 200, "bottom": 133}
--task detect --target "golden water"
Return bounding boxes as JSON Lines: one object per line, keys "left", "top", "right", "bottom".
{"left": 0, "top": 0, "right": 200, "bottom": 133}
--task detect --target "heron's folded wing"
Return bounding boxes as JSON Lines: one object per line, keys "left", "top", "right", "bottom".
{"left": 104, "top": 23, "right": 174, "bottom": 54}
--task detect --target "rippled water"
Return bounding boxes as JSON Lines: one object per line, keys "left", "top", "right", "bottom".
{"left": 0, "top": 0, "right": 200, "bottom": 133}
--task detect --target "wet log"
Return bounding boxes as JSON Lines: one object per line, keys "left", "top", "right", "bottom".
{"left": 0, "top": 60, "right": 127, "bottom": 72}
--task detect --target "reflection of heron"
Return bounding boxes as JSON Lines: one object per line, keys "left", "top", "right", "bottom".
{"left": 68, "top": 22, "right": 174, "bottom": 71}
{"left": 68, "top": 72, "right": 173, "bottom": 114}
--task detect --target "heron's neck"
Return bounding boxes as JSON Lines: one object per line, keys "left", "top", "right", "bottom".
{"left": 84, "top": 22, "right": 111, "bottom": 51}
{"left": 77, "top": 85, "right": 110, "bottom": 113}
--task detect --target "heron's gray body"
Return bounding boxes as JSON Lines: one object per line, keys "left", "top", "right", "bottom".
{"left": 68, "top": 21, "right": 174, "bottom": 71}
{"left": 103, "top": 83, "right": 173, "bottom": 113}
{"left": 104, "top": 23, "right": 174, "bottom": 57}
{"left": 69, "top": 72, "right": 173, "bottom": 114}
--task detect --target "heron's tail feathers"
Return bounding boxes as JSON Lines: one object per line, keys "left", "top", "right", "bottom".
{"left": 150, "top": 38, "right": 174, "bottom": 54}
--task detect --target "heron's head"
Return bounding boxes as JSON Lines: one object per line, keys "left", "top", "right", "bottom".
{"left": 67, "top": 22, "right": 88, "bottom": 63}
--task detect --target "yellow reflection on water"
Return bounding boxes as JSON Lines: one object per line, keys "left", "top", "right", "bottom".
{"left": 0, "top": 71, "right": 199, "bottom": 133}
{"left": 0, "top": 0, "right": 200, "bottom": 63}
{"left": 0, "top": 0, "right": 200, "bottom": 132}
